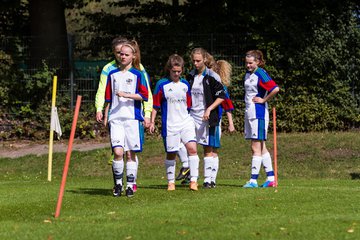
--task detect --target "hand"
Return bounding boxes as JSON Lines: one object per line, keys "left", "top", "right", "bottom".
{"left": 96, "top": 112, "right": 103, "bottom": 123}
{"left": 144, "top": 117, "right": 151, "bottom": 129}
{"left": 149, "top": 122, "right": 155, "bottom": 134}
{"left": 202, "top": 108, "right": 211, "bottom": 121}
{"left": 252, "top": 96, "right": 265, "bottom": 104}
{"left": 117, "top": 91, "right": 128, "bottom": 98}
{"left": 228, "top": 124, "right": 235, "bottom": 133}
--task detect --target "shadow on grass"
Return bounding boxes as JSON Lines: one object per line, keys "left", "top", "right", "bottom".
{"left": 67, "top": 188, "right": 110, "bottom": 196}
{"left": 350, "top": 172, "right": 360, "bottom": 180}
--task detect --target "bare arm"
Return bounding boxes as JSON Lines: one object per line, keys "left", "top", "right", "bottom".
{"left": 149, "top": 108, "right": 158, "bottom": 134}
{"left": 253, "top": 87, "right": 280, "bottom": 104}
{"left": 203, "top": 98, "right": 224, "bottom": 121}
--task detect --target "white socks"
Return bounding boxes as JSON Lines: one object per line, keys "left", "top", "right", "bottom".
{"left": 189, "top": 155, "right": 199, "bottom": 182}
{"left": 112, "top": 159, "right": 124, "bottom": 185}
{"left": 165, "top": 160, "right": 176, "bottom": 183}
{"left": 211, "top": 156, "right": 219, "bottom": 183}
{"left": 250, "top": 156, "right": 262, "bottom": 183}
{"left": 204, "top": 157, "right": 213, "bottom": 183}
{"left": 262, "top": 152, "right": 275, "bottom": 182}
{"left": 177, "top": 145, "right": 189, "bottom": 168}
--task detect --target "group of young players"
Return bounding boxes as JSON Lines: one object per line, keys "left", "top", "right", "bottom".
{"left": 95, "top": 37, "right": 279, "bottom": 197}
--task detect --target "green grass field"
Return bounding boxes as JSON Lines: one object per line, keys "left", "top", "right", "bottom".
{"left": 1, "top": 132, "right": 360, "bottom": 239}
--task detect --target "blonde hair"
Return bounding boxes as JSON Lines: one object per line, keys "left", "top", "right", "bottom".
{"left": 205, "top": 52, "right": 232, "bottom": 86}
{"left": 214, "top": 60, "right": 232, "bottom": 86}
{"left": 246, "top": 50, "right": 265, "bottom": 67}
{"left": 122, "top": 40, "right": 141, "bottom": 70}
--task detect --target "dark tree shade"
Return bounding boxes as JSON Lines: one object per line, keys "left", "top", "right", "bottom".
{"left": 29, "top": 0, "right": 69, "bottom": 71}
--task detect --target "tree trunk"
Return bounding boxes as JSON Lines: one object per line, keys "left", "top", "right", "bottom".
{"left": 29, "top": 0, "right": 69, "bottom": 72}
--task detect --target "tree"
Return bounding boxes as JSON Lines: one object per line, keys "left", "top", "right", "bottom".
{"left": 29, "top": 0, "right": 69, "bottom": 71}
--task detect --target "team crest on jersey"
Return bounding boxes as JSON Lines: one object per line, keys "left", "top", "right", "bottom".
{"left": 126, "top": 78, "right": 133, "bottom": 84}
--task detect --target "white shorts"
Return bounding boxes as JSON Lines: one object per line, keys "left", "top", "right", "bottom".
{"left": 193, "top": 117, "right": 221, "bottom": 148}
{"left": 109, "top": 118, "right": 143, "bottom": 152}
{"left": 164, "top": 120, "right": 196, "bottom": 153}
{"left": 244, "top": 118, "right": 268, "bottom": 140}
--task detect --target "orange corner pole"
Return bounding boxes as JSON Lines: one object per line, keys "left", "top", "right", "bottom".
{"left": 272, "top": 107, "right": 278, "bottom": 187}
{"left": 55, "top": 95, "right": 82, "bottom": 218}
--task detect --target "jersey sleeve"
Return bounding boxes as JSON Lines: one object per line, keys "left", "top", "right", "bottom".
{"left": 95, "top": 67, "right": 109, "bottom": 112}
{"left": 221, "top": 86, "right": 234, "bottom": 112}
{"left": 142, "top": 70, "right": 153, "bottom": 118}
{"left": 257, "top": 69, "right": 278, "bottom": 92}
{"left": 136, "top": 71, "right": 149, "bottom": 101}
{"left": 211, "top": 77, "right": 226, "bottom": 99}
{"left": 105, "top": 74, "right": 112, "bottom": 103}
{"left": 152, "top": 80, "right": 164, "bottom": 109}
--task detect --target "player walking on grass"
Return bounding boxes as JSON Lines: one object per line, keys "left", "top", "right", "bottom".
{"left": 95, "top": 37, "right": 153, "bottom": 193}
{"left": 150, "top": 54, "right": 200, "bottom": 191}
{"left": 242, "top": 50, "right": 279, "bottom": 188}
{"left": 104, "top": 41, "right": 149, "bottom": 197}
{"left": 187, "top": 48, "right": 227, "bottom": 189}
{"left": 175, "top": 53, "right": 235, "bottom": 188}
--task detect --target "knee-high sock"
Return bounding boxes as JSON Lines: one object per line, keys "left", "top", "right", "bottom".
{"left": 250, "top": 156, "right": 262, "bottom": 183}
{"left": 165, "top": 160, "right": 176, "bottom": 183}
{"left": 177, "top": 145, "right": 189, "bottom": 168}
{"left": 189, "top": 155, "right": 199, "bottom": 182}
{"left": 126, "top": 161, "right": 137, "bottom": 188}
{"left": 211, "top": 156, "right": 219, "bottom": 183}
{"left": 262, "top": 152, "right": 275, "bottom": 181}
{"left": 112, "top": 159, "right": 124, "bottom": 186}
{"left": 204, "top": 157, "right": 214, "bottom": 183}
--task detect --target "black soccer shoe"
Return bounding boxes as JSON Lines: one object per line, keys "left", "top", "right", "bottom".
{"left": 210, "top": 181, "right": 216, "bottom": 188}
{"left": 113, "top": 184, "right": 122, "bottom": 197}
{"left": 175, "top": 167, "right": 190, "bottom": 181}
{"left": 126, "top": 186, "right": 134, "bottom": 198}
{"left": 203, "top": 182, "right": 211, "bottom": 189}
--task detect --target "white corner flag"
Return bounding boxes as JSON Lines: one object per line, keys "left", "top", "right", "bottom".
{"left": 50, "top": 106, "right": 62, "bottom": 139}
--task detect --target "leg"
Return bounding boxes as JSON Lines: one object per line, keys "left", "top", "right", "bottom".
{"left": 185, "top": 141, "right": 199, "bottom": 191}
{"left": 243, "top": 140, "right": 262, "bottom": 188}
{"left": 203, "top": 146, "right": 214, "bottom": 188}
{"left": 261, "top": 142, "right": 275, "bottom": 187}
{"left": 165, "top": 152, "right": 177, "bottom": 191}
{"left": 112, "top": 147, "right": 124, "bottom": 196}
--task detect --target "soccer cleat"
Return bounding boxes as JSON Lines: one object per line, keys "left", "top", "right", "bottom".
{"left": 133, "top": 183, "right": 137, "bottom": 192}
{"left": 112, "top": 184, "right": 122, "bottom": 197}
{"left": 261, "top": 180, "right": 276, "bottom": 188}
{"left": 243, "top": 181, "right": 258, "bottom": 188}
{"left": 125, "top": 186, "right": 134, "bottom": 198}
{"left": 181, "top": 177, "right": 190, "bottom": 185}
{"left": 167, "top": 182, "right": 175, "bottom": 191}
{"left": 203, "top": 182, "right": 211, "bottom": 189}
{"left": 189, "top": 181, "right": 198, "bottom": 191}
{"left": 175, "top": 167, "right": 190, "bottom": 181}
{"left": 210, "top": 181, "right": 216, "bottom": 188}
{"left": 108, "top": 153, "right": 114, "bottom": 165}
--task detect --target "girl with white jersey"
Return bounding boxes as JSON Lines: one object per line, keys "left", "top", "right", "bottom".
{"left": 243, "top": 50, "right": 279, "bottom": 188}
{"left": 150, "top": 54, "right": 200, "bottom": 191}
{"left": 104, "top": 41, "right": 149, "bottom": 197}
{"left": 187, "top": 48, "right": 227, "bottom": 188}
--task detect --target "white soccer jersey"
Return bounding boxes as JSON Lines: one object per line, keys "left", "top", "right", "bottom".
{"left": 190, "top": 74, "right": 206, "bottom": 123}
{"left": 105, "top": 67, "right": 148, "bottom": 122}
{"left": 153, "top": 78, "right": 193, "bottom": 137}
{"left": 244, "top": 67, "right": 278, "bottom": 120}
